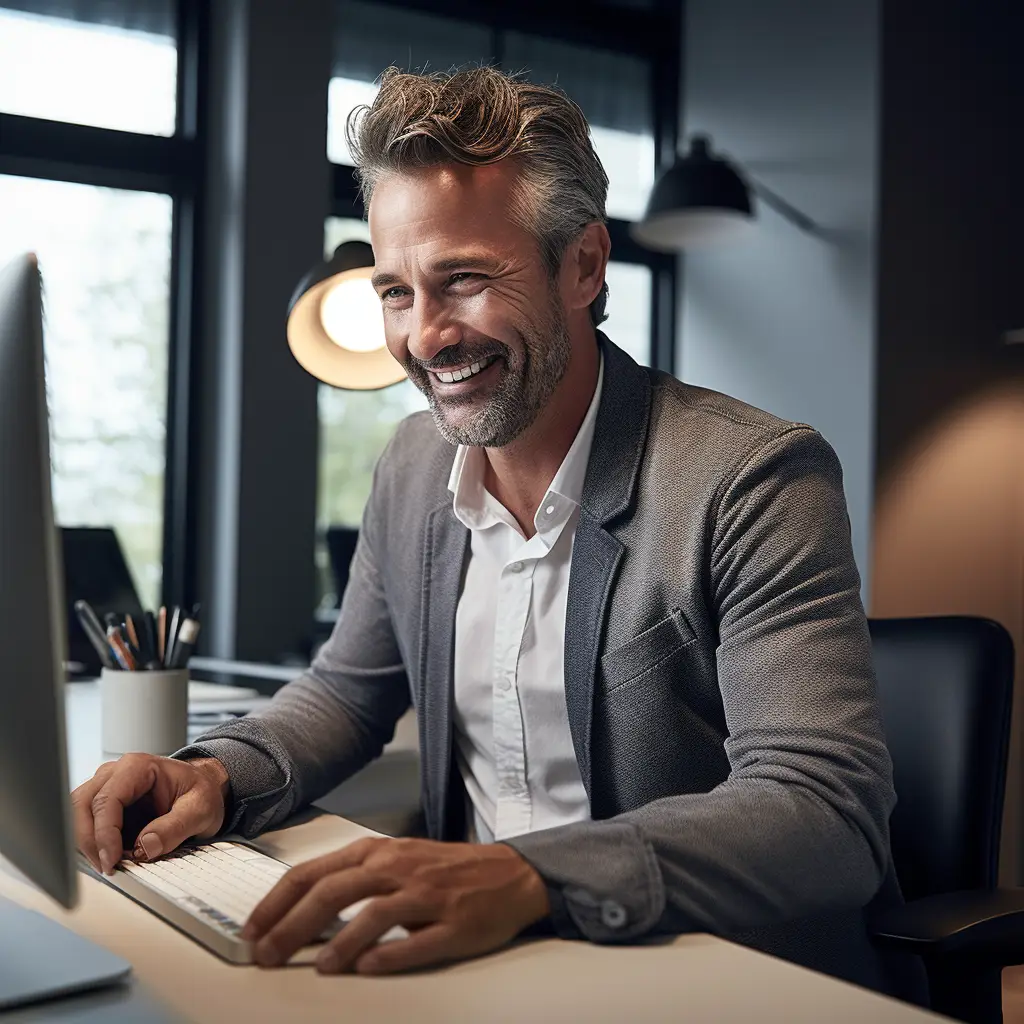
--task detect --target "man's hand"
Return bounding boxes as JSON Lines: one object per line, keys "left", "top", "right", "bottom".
{"left": 71, "top": 754, "right": 230, "bottom": 874}
{"left": 241, "top": 837, "right": 550, "bottom": 975}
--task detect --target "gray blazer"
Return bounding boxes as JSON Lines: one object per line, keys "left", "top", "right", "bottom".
{"left": 180, "top": 337, "right": 924, "bottom": 1000}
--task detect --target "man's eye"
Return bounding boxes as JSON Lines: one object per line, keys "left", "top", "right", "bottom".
{"left": 448, "top": 273, "right": 480, "bottom": 286}
{"left": 382, "top": 286, "right": 407, "bottom": 301}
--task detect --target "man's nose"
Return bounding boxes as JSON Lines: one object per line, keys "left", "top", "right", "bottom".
{"left": 407, "top": 296, "right": 460, "bottom": 364}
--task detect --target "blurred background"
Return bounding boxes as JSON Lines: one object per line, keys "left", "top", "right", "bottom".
{"left": 0, "top": 0, "right": 1021, "bottom": 871}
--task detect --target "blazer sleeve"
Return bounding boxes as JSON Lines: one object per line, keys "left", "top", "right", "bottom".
{"left": 505, "top": 427, "right": 896, "bottom": 944}
{"left": 171, "top": 441, "right": 411, "bottom": 838}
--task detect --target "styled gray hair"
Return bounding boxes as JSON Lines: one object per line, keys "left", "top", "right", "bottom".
{"left": 347, "top": 65, "right": 610, "bottom": 326}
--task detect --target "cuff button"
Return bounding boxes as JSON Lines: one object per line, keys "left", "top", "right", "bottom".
{"left": 600, "top": 900, "right": 628, "bottom": 929}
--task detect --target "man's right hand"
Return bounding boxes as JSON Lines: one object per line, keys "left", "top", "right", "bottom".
{"left": 71, "top": 754, "right": 230, "bottom": 875}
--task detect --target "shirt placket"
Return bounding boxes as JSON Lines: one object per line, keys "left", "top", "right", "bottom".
{"left": 491, "top": 554, "right": 535, "bottom": 840}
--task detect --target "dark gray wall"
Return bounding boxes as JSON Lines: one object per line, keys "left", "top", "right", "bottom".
{"left": 678, "top": 0, "right": 880, "bottom": 593}
{"left": 195, "top": 0, "right": 330, "bottom": 661}
{"left": 875, "top": 0, "right": 1023, "bottom": 482}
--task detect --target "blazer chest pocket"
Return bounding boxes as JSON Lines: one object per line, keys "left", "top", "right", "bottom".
{"left": 600, "top": 607, "right": 697, "bottom": 693}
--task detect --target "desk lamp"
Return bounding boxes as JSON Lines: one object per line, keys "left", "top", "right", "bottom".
{"left": 286, "top": 240, "right": 406, "bottom": 389}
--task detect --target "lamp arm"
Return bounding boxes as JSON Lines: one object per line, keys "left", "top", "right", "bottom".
{"left": 749, "top": 178, "right": 820, "bottom": 235}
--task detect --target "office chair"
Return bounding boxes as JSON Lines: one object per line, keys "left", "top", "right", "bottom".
{"left": 869, "top": 615, "right": 1019, "bottom": 1024}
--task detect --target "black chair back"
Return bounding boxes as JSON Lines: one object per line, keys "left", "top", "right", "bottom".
{"left": 869, "top": 616, "right": 1014, "bottom": 902}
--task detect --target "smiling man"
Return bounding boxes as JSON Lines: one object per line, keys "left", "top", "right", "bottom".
{"left": 71, "top": 66, "right": 922, "bottom": 1000}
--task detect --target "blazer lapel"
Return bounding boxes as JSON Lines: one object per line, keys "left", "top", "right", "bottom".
{"left": 416, "top": 500, "right": 469, "bottom": 839}
{"left": 564, "top": 335, "right": 653, "bottom": 798}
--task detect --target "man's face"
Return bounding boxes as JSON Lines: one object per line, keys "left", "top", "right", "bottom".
{"left": 368, "top": 163, "right": 572, "bottom": 448}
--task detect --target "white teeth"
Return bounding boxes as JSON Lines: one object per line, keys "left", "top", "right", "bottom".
{"left": 435, "top": 357, "right": 493, "bottom": 384}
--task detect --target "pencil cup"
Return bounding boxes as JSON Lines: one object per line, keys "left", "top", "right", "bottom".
{"left": 100, "top": 667, "right": 189, "bottom": 756}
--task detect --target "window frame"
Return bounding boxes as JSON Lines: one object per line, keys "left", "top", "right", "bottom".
{"left": 0, "top": 0, "right": 208, "bottom": 609}
{"left": 328, "top": 0, "right": 680, "bottom": 373}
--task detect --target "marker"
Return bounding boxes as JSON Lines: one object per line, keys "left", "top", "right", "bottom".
{"left": 168, "top": 618, "right": 201, "bottom": 670}
{"left": 73, "top": 600, "right": 115, "bottom": 669}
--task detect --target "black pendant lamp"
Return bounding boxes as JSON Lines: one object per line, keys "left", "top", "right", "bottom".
{"left": 286, "top": 240, "right": 406, "bottom": 390}
{"left": 631, "top": 135, "right": 755, "bottom": 252}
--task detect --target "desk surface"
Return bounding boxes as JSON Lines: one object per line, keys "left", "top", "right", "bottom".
{"left": 3, "top": 685, "right": 949, "bottom": 1023}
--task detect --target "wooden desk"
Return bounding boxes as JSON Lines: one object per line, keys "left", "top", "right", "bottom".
{"left": 0, "top": 685, "right": 950, "bottom": 1023}
{"left": 0, "top": 811, "right": 949, "bottom": 1024}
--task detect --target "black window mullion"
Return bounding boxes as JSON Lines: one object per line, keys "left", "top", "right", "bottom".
{"left": 649, "top": 0, "right": 681, "bottom": 375}
{"left": 0, "top": 113, "right": 194, "bottom": 193}
{"left": 161, "top": 0, "right": 208, "bottom": 610}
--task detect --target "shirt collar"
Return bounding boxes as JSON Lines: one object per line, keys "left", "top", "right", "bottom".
{"left": 447, "top": 353, "right": 605, "bottom": 533}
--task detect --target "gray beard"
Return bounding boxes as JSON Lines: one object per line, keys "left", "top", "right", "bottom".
{"left": 409, "top": 312, "right": 573, "bottom": 449}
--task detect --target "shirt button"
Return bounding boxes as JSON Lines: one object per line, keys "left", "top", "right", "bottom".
{"left": 508, "top": 561, "right": 524, "bottom": 573}
{"left": 600, "top": 900, "right": 628, "bottom": 929}
{"left": 497, "top": 677, "right": 512, "bottom": 692}
{"left": 544, "top": 503, "right": 556, "bottom": 516}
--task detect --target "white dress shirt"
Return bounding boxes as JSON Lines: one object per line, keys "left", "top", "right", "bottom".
{"left": 449, "top": 357, "right": 604, "bottom": 843}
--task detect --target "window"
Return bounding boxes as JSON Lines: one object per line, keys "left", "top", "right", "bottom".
{"left": 328, "top": 1, "right": 491, "bottom": 165}
{"left": 501, "top": 34, "right": 655, "bottom": 220}
{"left": 0, "top": 2, "right": 177, "bottom": 135}
{"left": 0, "top": 0, "right": 192, "bottom": 609}
{"left": 603, "top": 262, "right": 652, "bottom": 367}
{"left": 0, "top": 175, "right": 173, "bottom": 608}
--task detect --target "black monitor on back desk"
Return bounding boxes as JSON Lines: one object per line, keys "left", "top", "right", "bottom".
{"left": 60, "top": 526, "right": 144, "bottom": 678}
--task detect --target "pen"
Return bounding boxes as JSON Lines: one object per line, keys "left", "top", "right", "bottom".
{"left": 168, "top": 617, "right": 201, "bottom": 670}
{"left": 74, "top": 600, "right": 115, "bottom": 669}
{"left": 165, "top": 606, "right": 182, "bottom": 668}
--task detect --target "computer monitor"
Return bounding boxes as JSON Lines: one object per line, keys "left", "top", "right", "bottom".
{"left": 0, "top": 254, "right": 131, "bottom": 1007}
{"left": 62, "top": 526, "right": 144, "bottom": 677}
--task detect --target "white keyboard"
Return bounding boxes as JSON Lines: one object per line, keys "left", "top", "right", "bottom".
{"left": 86, "top": 841, "right": 406, "bottom": 964}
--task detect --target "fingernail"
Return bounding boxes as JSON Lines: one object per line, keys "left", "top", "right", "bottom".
{"left": 316, "top": 948, "right": 339, "bottom": 974}
{"left": 255, "top": 939, "right": 282, "bottom": 967}
{"left": 98, "top": 849, "right": 112, "bottom": 874}
{"left": 138, "top": 833, "right": 163, "bottom": 860}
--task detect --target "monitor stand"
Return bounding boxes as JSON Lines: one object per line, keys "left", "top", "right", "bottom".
{"left": 0, "top": 897, "right": 131, "bottom": 1011}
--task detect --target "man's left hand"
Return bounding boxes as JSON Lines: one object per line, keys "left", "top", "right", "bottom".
{"left": 240, "top": 837, "right": 550, "bottom": 974}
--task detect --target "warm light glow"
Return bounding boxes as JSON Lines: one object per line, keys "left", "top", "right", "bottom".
{"left": 319, "top": 275, "right": 386, "bottom": 354}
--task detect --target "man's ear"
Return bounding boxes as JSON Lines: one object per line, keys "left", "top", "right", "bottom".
{"left": 564, "top": 223, "right": 611, "bottom": 313}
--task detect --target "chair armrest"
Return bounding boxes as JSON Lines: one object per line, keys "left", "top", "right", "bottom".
{"left": 871, "top": 888, "right": 1024, "bottom": 963}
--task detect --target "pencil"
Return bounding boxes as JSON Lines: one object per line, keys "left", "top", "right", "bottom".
{"left": 125, "top": 613, "right": 140, "bottom": 651}
{"left": 157, "top": 606, "right": 167, "bottom": 664}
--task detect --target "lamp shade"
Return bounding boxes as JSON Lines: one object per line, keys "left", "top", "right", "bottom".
{"left": 631, "top": 136, "right": 756, "bottom": 252}
{"left": 286, "top": 240, "right": 406, "bottom": 390}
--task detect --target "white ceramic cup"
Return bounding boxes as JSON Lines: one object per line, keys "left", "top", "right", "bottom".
{"left": 100, "top": 667, "right": 188, "bottom": 756}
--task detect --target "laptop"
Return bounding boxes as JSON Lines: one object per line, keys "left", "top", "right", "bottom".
{"left": 60, "top": 526, "right": 144, "bottom": 678}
